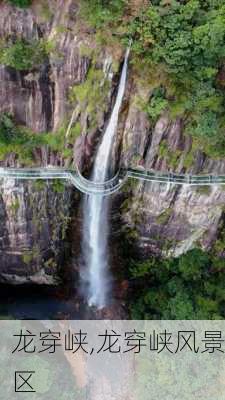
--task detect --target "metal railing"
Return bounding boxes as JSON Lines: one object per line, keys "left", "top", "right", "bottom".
{"left": 0, "top": 166, "right": 224, "bottom": 196}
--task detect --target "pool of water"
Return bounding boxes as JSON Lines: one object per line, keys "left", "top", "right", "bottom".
{"left": 0, "top": 283, "right": 87, "bottom": 319}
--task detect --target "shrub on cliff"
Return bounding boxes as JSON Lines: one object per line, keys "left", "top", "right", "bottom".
{"left": 0, "top": 113, "right": 20, "bottom": 145}
{"left": 0, "top": 113, "right": 45, "bottom": 164}
{"left": 0, "top": 38, "right": 53, "bottom": 71}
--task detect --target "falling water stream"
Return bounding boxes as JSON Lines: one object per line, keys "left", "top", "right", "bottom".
{"left": 82, "top": 47, "right": 130, "bottom": 308}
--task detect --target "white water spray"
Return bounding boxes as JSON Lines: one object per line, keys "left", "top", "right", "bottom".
{"left": 81, "top": 47, "right": 130, "bottom": 308}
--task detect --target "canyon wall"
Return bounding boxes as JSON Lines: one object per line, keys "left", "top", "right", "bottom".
{"left": 0, "top": 0, "right": 224, "bottom": 282}
{"left": 0, "top": 179, "right": 72, "bottom": 283}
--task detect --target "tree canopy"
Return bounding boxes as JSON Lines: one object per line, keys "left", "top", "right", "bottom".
{"left": 129, "top": 249, "right": 225, "bottom": 319}
{"left": 80, "top": 0, "right": 225, "bottom": 156}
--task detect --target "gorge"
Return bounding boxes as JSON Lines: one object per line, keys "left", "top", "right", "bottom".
{"left": 0, "top": 0, "right": 225, "bottom": 319}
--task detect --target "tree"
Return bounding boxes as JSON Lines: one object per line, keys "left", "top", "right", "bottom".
{"left": 128, "top": 249, "right": 224, "bottom": 319}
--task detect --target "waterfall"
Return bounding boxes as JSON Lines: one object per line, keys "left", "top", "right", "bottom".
{"left": 81, "top": 47, "right": 130, "bottom": 308}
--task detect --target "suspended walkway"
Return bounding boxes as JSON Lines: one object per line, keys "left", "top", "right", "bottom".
{"left": 0, "top": 166, "right": 225, "bottom": 196}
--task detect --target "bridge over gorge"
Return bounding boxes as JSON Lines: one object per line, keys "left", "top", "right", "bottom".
{"left": 0, "top": 167, "right": 225, "bottom": 196}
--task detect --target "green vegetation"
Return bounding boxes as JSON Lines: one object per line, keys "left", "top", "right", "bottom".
{"left": 44, "top": 258, "right": 57, "bottom": 269}
{"left": 195, "top": 185, "right": 212, "bottom": 195}
{"left": 129, "top": 248, "right": 225, "bottom": 319}
{"left": 4, "top": 0, "right": 225, "bottom": 161}
{"left": 80, "top": 0, "right": 126, "bottom": 30}
{"left": 22, "top": 251, "right": 34, "bottom": 265}
{"left": 0, "top": 113, "right": 76, "bottom": 165}
{"left": 0, "top": 38, "right": 52, "bottom": 71}
{"left": 129, "top": 0, "right": 225, "bottom": 155}
{"left": 52, "top": 180, "right": 66, "bottom": 194}
{"left": 129, "top": 1, "right": 225, "bottom": 73}
{"left": 0, "top": 113, "right": 45, "bottom": 164}
{"left": 129, "top": 0, "right": 225, "bottom": 157}
{"left": 158, "top": 140, "right": 182, "bottom": 169}
{"left": 34, "top": 180, "right": 46, "bottom": 191}
{"left": 44, "top": 125, "right": 67, "bottom": 153}
{"left": 37, "top": 2, "right": 53, "bottom": 22}
{"left": 156, "top": 207, "right": 173, "bottom": 224}
{"left": 44, "top": 122, "right": 75, "bottom": 162}
{"left": 145, "top": 87, "right": 168, "bottom": 123}
{"left": 9, "top": 198, "right": 20, "bottom": 216}
{"left": 12, "top": 199, "right": 20, "bottom": 212}
{"left": 8, "top": 0, "right": 32, "bottom": 7}
{"left": 80, "top": 0, "right": 225, "bottom": 159}
{"left": 70, "top": 66, "right": 110, "bottom": 130}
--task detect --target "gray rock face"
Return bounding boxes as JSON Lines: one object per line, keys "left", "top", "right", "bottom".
{"left": 0, "top": 0, "right": 224, "bottom": 285}
{"left": 0, "top": 0, "right": 116, "bottom": 282}
{"left": 121, "top": 112, "right": 225, "bottom": 256}
{"left": 0, "top": 0, "right": 117, "bottom": 167}
{"left": 0, "top": 3, "right": 52, "bottom": 133}
{"left": 0, "top": 179, "right": 72, "bottom": 284}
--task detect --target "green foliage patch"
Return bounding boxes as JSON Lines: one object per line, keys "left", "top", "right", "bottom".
{"left": 0, "top": 113, "right": 45, "bottom": 164}
{"left": 129, "top": 1, "right": 225, "bottom": 74}
{"left": 70, "top": 66, "right": 110, "bottom": 130}
{"left": 129, "top": 1, "right": 225, "bottom": 155}
{"left": 80, "top": 0, "right": 126, "bottom": 29}
{"left": 0, "top": 38, "right": 52, "bottom": 71}
{"left": 129, "top": 248, "right": 225, "bottom": 319}
{"left": 80, "top": 0, "right": 225, "bottom": 158}
{"left": 0, "top": 113, "right": 79, "bottom": 165}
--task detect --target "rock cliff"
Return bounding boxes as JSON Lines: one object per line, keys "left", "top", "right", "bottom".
{"left": 0, "top": 0, "right": 224, "bottom": 283}
{"left": 0, "top": 178, "right": 72, "bottom": 283}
